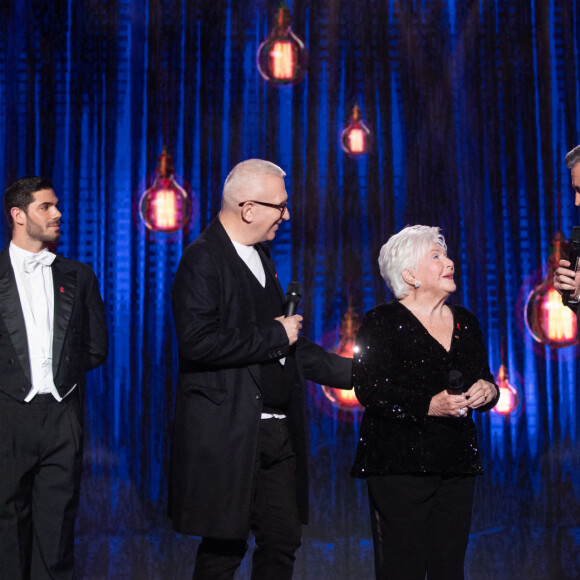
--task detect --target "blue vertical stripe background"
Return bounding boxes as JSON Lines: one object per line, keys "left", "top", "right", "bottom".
{"left": 0, "top": 1, "right": 580, "bottom": 578}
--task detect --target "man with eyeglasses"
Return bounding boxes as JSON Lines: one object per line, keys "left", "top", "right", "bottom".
{"left": 170, "top": 159, "right": 352, "bottom": 579}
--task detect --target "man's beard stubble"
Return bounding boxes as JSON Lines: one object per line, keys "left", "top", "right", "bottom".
{"left": 25, "top": 215, "right": 61, "bottom": 243}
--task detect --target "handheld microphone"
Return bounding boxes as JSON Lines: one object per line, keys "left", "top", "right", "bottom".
{"left": 284, "top": 282, "right": 302, "bottom": 317}
{"left": 447, "top": 370, "right": 463, "bottom": 395}
{"left": 562, "top": 226, "right": 580, "bottom": 302}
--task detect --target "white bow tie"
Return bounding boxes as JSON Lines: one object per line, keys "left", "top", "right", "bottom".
{"left": 23, "top": 251, "right": 56, "bottom": 274}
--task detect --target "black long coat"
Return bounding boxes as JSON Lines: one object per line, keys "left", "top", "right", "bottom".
{"left": 169, "top": 218, "right": 352, "bottom": 538}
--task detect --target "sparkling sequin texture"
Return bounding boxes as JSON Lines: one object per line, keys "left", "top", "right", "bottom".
{"left": 351, "top": 301, "right": 498, "bottom": 478}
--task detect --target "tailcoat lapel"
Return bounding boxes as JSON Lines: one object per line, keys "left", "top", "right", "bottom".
{"left": 51, "top": 257, "right": 76, "bottom": 376}
{"left": 0, "top": 250, "right": 31, "bottom": 384}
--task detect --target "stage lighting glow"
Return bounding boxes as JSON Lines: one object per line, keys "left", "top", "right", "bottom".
{"left": 492, "top": 364, "right": 520, "bottom": 415}
{"left": 341, "top": 104, "right": 370, "bottom": 157}
{"left": 542, "top": 287, "right": 576, "bottom": 341}
{"left": 271, "top": 41, "right": 295, "bottom": 80}
{"left": 524, "top": 233, "right": 577, "bottom": 347}
{"left": 257, "top": 2, "right": 308, "bottom": 85}
{"left": 321, "top": 306, "right": 363, "bottom": 411}
{"left": 139, "top": 149, "right": 190, "bottom": 234}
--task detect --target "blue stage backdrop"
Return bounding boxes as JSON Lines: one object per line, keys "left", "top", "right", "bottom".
{"left": 1, "top": 0, "right": 580, "bottom": 578}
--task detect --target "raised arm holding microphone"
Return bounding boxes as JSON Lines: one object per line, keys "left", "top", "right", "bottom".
{"left": 169, "top": 159, "right": 352, "bottom": 580}
{"left": 554, "top": 145, "right": 580, "bottom": 305}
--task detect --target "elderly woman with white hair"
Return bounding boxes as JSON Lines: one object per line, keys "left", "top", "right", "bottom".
{"left": 351, "top": 225, "right": 499, "bottom": 580}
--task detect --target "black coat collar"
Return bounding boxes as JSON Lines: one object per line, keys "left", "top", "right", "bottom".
{"left": 205, "top": 217, "right": 285, "bottom": 303}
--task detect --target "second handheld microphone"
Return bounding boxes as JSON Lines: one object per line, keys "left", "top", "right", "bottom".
{"left": 562, "top": 226, "right": 580, "bottom": 302}
{"left": 284, "top": 282, "right": 302, "bottom": 317}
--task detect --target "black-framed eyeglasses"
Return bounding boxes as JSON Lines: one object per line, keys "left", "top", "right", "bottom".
{"left": 238, "top": 200, "right": 288, "bottom": 215}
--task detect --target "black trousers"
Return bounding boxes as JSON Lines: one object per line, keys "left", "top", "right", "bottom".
{"left": 0, "top": 390, "right": 83, "bottom": 580}
{"left": 193, "top": 417, "right": 302, "bottom": 580}
{"left": 367, "top": 473, "right": 476, "bottom": 580}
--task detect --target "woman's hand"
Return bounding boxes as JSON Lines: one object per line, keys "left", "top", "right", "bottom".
{"left": 465, "top": 379, "right": 497, "bottom": 409}
{"left": 428, "top": 391, "right": 469, "bottom": 418}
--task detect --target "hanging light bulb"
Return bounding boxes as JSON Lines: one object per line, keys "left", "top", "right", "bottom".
{"left": 256, "top": 2, "right": 308, "bottom": 85}
{"left": 139, "top": 149, "right": 190, "bottom": 233}
{"left": 321, "top": 306, "right": 363, "bottom": 411}
{"left": 341, "top": 104, "right": 371, "bottom": 156}
{"left": 524, "top": 232, "right": 577, "bottom": 347}
{"left": 491, "top": 364, "right": 520, "bottom": 415}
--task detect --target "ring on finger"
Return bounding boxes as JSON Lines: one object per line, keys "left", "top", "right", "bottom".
{"left": 459, "top": 407, "right": 467, "bottom": 417}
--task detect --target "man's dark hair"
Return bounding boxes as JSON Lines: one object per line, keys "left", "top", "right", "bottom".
{"left": 3, "top": 176, "right": 54, "bottom": 229}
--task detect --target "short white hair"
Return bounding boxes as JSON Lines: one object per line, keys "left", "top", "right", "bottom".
{"left": 378, "top": 225, "right": 447, "bottom": 299}
{"left": 222, "top": 159, "right": 286, "bottom": 205}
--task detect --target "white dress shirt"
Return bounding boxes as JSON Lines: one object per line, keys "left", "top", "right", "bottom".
{"left": 9, "top": 242, "right": 61, "bottom": 402}
{"left": 231, "top": 240, "right": 266, "bottom": 287}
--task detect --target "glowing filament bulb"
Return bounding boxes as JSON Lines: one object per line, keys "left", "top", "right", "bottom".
{"left": 152, "top": 190, "right": 177, "bottom": 230}
{"left": 271, "top": 41, "right": 295, "bottom": 80}
{"left": 542, "top": 287, "right": 576, "bottom": 341}
{"left": 139, "top": 149, "right": 190, "bottom": 233}
{"left": 321, "top": 306, "right": 364, "bottom": 412}
{"left": 256, "top": 2, "right": 308, "bottom": 85}
{"left": 336, "top": 389, "right": 359, "bottom": 405}
{"left": 341, "top": 104, "right": 370, "bottom": 157}
{"left": 495, "top": 386, "right": 516, "bottom": 414}
{"left": 492, "top": 365, "right": 519, "bottom": 416}
{"left": 348, "top": 128, "right": 366, "bottom": 154}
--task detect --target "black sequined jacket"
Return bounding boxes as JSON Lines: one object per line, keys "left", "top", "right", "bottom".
{"left": 351, "top": 301, "right": 498, "bottom": 478}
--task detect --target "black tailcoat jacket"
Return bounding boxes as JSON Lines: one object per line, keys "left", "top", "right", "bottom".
{"left": 0, "top": 249, "right": 108, "bottom": 403}
{"left": 169, "top": 219, "right": 352, "bottom": 538}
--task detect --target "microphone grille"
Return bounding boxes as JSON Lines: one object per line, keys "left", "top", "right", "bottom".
{"left": 448, "top": 370, "right": 463, "bottom": 390}
{"left": 570, "top": 226, "right": 580, "bottom": 245}
{"left": 286, "top": 281, "right": 302, "bottom": 299}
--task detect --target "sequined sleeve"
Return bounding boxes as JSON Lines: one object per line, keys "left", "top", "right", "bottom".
{"left": 463, "top": 311, "right": 499, "bottom": 412}
{"left": 353, "top": 307, "right": 432, "bottom": 419}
